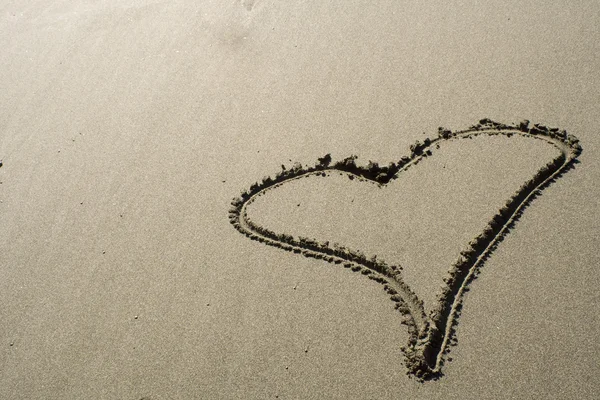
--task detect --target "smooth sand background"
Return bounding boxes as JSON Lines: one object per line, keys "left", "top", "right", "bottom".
{"left": 1, "top": 1, "right": 599, "bottom": 399}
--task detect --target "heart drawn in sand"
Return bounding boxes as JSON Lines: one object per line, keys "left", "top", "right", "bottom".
{"left": 228, "top": 119, "right": 582, "bottom": 380}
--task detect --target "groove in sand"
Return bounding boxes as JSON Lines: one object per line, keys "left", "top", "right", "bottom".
{"left": 228, "top": 119, "right": 582, "bottom": 380}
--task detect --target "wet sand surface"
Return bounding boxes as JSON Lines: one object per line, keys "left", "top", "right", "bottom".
{"left": 1, "top": 1, "right": 599, "bottom": 398}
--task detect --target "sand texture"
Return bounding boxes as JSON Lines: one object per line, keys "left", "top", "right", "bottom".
{"left": 1, "top": 1, "right": 599, "bottom": 399}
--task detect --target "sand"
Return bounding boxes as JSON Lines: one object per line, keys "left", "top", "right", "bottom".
{"left": 1, "top": 0, "right": 599, "bottom": 398}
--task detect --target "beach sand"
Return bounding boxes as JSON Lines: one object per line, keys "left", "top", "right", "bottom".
{"left": 1, "top": 1, "right": 599, "bottom": 398}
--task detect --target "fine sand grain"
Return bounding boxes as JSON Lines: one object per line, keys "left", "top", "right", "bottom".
{"left": 1, "top": 0, "right": 599, "bottom": 399}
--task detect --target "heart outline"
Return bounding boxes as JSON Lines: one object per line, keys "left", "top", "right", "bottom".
{"left": 228, "top": 119, "right": 582, "bottom": 380}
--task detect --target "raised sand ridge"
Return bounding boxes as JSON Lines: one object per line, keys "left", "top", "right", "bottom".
{"left": 228, "top": 119, "right": 582, "bottom": 380}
